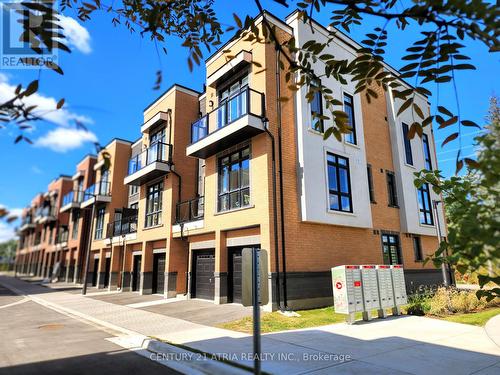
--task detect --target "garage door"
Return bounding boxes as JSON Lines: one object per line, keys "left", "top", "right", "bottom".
{"left": 193, "top": 251, "right": 215, "bottom": 300}
{"left": 229, "top": 248, "right": 242, "bottom": 303}
{"left": 152, "top": 253, "right": 166, "bottom": 294}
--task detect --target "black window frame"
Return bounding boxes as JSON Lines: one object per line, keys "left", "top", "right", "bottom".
{"left": 94, "top": 206, "right": 105, "bottom": 240}
{"left": 386, "top": 171, "right": 399, "bottom": 207}
{"left": 422, "top": 133, "right": 433, "bottom": 170}
{"left": 310, "top": 82, "right": 324, "bottom": 133}
{"left": 402, "top": 122, "right": 413, "bottom": 165}
{"left": 381, "top": 233, "right": 402, "bottom": 265}
{"left": 145, "top": 181, "right": 163, "bottom": 228}
{"left": 71, "top": 210, "right": 79, "bottom": 240}
{"left": 418, "top": 183, "right": 434, "bottom": 225}
{"left": 217, "top": 147, "right": 251, "bottom": 212}
{"left": 367, "top": 164, "right": 376, "bottom": 203}
{"left": 344, "top": 93, "right": 357, "bottom": 144}
{"left": 326, "top": 153, "right": 353, "bottom": 213}
{"left": 413, "top": 236, "right": 423, "bottom": 262}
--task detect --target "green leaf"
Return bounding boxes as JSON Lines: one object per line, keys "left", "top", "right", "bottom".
{"left": 461, "top": 120, "right": 480, "bottom": 128}
{"left": 442, "top": 132, "right": 459, "bottom": 146}
{"left": 438, "top": 105, "right": 453, "bottom": 117}
{"left": 24, "top": 80, "right": 39, "bottom": 96}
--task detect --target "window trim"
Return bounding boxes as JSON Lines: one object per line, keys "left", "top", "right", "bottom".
{"left": 94, "top": 206, "right": 105, "bottom": 240}
{"left": 402, "top": 122, "right": 413, "bottom": 165}
{"left": 217, "top": 146, "right": 251, "bottom": 213}
{"left": 418, "top": 183, "right": 434, "bottom": 225}
{"left": 145, "top": 181, "right": 163, "bottom": 228}
{"left": 386, "top": 171, "right": 399, "bottom": 208}
{"left": 326, "top": 152, "right": 353, "bottom": 213}
{"left": 343, "top": 92, "right": 357, "bottom": 145}
{"left": 422, "top": 133, "right": 433, "bottom": 170}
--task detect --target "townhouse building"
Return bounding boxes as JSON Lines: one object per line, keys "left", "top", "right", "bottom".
{"left": 15, "top": 10, "right": 447, "bottom": 311}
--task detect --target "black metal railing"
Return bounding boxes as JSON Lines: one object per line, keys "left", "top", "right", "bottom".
{"left": 190, "top": 87, "right": 265, "bottom": 144}
{"left": 106, "top": 215, "right": 138, "bottom": 238}
{"left": 128, "top": 141, "right": 173, "bottom": 175}
{"left": 175, "top": 196, "right": 204, "bottom": 223}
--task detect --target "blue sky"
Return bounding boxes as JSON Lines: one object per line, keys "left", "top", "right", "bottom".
{"left": 0, "top": 1, "right": 498, "bottom": 241}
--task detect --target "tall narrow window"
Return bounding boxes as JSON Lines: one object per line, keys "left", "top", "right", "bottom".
{"left": 310, "top": 84, "right": 324, "bottom": 132}
{"left": 386, "top": 171, "right": 399, "bottom": 207}
{"left": 327, "top": 153, "right": 352, "bottom": 212}
{"left": 71, "top": 210, "right": 79, "bottom": 240}
{"left": 402, "top": 122, "right": 413, "bottom": 165}
{"left": 344, "top": 94, "right": 357, "bottom": 144}
{"left": 381, "top": 234, "right": 402, "bottom": 265}
{"left": 367, "top": 164, "right": 375, "bottom": 203}
{"left": 418, "top": 183, "right": 434, "bottom": 225}
{"left": 145, "top": 182, "right": 163, "bottom": 227}
{"left": 422, "top": 133, "right": 433, "bottom": 170}
{"left": 218, "top": 147, "right": 250, "bottom": 212}
{"left": 95, "top": 207, "right": 105, "bottom": 239}
{"left": 413, "top": 236, "right": 423, "bottom": 261}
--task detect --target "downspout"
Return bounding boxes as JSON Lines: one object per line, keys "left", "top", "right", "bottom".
{"left": 276, "top": 47, "right": 288, "bottom": 308}
{"left": 264, "top": 124, "right": 281, "bottom": 310}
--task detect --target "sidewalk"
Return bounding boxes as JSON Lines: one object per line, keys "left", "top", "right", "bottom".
{"left": 1, "top": 275, "right": 499, "bottom": 374}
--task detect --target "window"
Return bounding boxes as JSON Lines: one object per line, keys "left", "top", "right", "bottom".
{"left": 71, "top": 210, "right": 79, "bottom": 240}
{"left": 422, "top": 133, "right": 432, "bottom": 170}
{"left": 218, "top": 147, "right": 250, "bottom": 212}
{"left": 344, "top": 94, "right": 356, "bottom": 144}
{"left": 99, "top": 167, "right": 110, "bottom": 195}
{"left": 95, "top": 207, "right": 105, "bottom": 239}
{"left": 327, "top": 153, "right": 352, "bottom": 212}
{"left": 367, "top": 164, "right": 375, "bottom": 203}
{"left": 145, "top": 181, "right": 163, "bottom": 227}
{"left": 129, "top": 185, "right": 139, "bottom": 197}
{"left": 310, "top": 84, "right": 324, "bottom": 132}
{"left": 386, "top": 171, "right": 398, "bottom": 207}
{"left": 381, "top": 234, "right": 402, "bottom": 265}
{"left": 418, "top": 183, "right": 434, "bottom": 225}
{"left": 402, "top": 122, "right": 413, "bottom": 165}
{"left": 413, "top": 236, "right": 423, "bottom": 261}
{"left": 218, "top": 75, "right": 249, "bottom": 128}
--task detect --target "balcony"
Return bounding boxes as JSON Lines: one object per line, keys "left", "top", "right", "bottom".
{"left": 176, "top": 196, "right": 204, "bottom": 224}
{"left": 60, "top": 190, "right": 84, "bottom": 212}
{"left": 80, "top": 181, "right": 112, "bottom": 208}
{"left": 186, "top": 87, "right": 265, "bottom": 159}
{"left": 19, "top": 216, "right": 35, "bottom": 232}
{"left": 106, "top": 215, "right": 138, "bottom": 239}
{"left": 124, "top": 141, "right": 173, "bottom": 186}
{"left": 36, "top": 206, "right": 57, "bottom": 224}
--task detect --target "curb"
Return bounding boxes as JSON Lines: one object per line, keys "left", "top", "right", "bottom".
{"left": 0, "top": 277, "right": 250, "bottom": 375}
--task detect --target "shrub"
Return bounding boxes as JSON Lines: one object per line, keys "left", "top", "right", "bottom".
{"left": 427, "top": 287, "right": 498, "bottom": 315}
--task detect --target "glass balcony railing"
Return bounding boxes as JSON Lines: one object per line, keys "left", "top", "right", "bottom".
{"left": 62, "top": 190, "right": 84, "bottom": 206}
{"left": 175, "top": 196, "right": 204, "bottom": 224}
{"left": 83, "top": 181, "right": 111, "bottom": 201}
{"left": 128, "top": 141, "right": 173, "bottom": 175}
{"left": 190, "top": 87, "right": 265, "bottom": 144}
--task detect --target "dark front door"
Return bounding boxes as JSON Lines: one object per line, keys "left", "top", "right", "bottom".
{"left": 229, "top": 248, "right": 243, "bottom": 303}
{"left": 132, "top": 255, "right": 142, "bottom": 292}
{"left": 152, "top": 253, "right": 166, "bottom": 294}
{"left": 192, "top": 250, "right": 215, "bottom": 300}
{"left": 103, "top": 257, "right": 111, "bottom": 288}
{"left": 382, "top": 234, "right": 402, "bottom": 265}
{"left": 91, "top": 258, "right": 99, "bottom": 287}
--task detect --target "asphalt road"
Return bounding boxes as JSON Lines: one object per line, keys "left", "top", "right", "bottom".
{"left": 0, "top": 286, "right": 179, "bottom": 375}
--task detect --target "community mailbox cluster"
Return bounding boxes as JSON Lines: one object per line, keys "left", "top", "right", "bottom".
{"left": 331, "top": 265, "right": 408, "bottom": 324}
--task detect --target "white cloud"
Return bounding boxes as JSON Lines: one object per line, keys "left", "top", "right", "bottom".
{"left": 57, "top": 15, "right": 92, "bottom": 54}
{"left": 31, "top": 166, "right": 43, "bottom": 174}
{"left": 35, "top": 127, "right": 97, "bottom": 152}
{"left": 0, "top": 73, "right": 92, "bottom": 127}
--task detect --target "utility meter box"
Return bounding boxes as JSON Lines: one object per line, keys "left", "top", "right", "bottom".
{"left": 391, "top": 265, "right": 408, "bottom": 310}
{"left": 376, "top": 265, "right": 394, "bottom": 309}
{"left": 360, "top": 265, "right": 380, "bottom": 315}
{"left": 332, "top": 265, "right": 363, "bottom": 323}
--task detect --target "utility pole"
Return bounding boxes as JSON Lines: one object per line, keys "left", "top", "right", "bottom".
{"left": 82, "top": 201, "right": 96, "bottom": 296}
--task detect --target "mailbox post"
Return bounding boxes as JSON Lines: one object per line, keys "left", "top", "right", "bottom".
{"left": 331, "top": 265, "right": 363, "bottom": 324}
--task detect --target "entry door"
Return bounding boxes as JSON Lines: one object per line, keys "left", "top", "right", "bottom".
{"left": 229, "top": 248, "right": 243, "bottom": 303}
{"left": 91, "top": 258, "right": 99, "bottom": 287}
{"left": 152, "top": 253, "right": 166, "bottom": 294}
{"left": 193, "top": 251, "right": 215, "bottom": 300}
{"left": 132, "top": 255, "right": 142, "bottom": 292}
{"left": 103, "top": 257, "right": 111, "bottom": 288}
{"left": 382, "top": 234, "right": 402, "bottom": 264}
